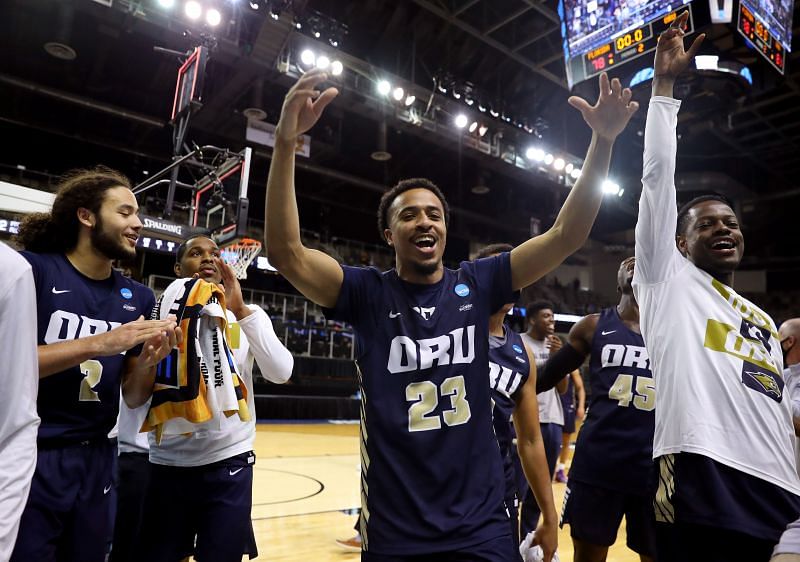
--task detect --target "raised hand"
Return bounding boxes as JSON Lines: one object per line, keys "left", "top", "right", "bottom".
{"left": 568, "top": 72, "right": 639, "bottom": 141}
{"left": 137, "top": 323, "right": 182, "bottom": 369}
{"left": 655, "top": 11, "right": 705, "bottom": 81}
{"left": 275, "top": 68, "right": 339, "bottom": 144}
{"left": 215, "top": 258, "right": 251, "bottom": 319}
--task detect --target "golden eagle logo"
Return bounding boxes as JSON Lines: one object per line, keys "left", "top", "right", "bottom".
{"left": 745, "top": 371, "right": 782, "bottom": 398}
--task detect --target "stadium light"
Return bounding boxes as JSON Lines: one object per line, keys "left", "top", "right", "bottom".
{"left": 602, "top": 180, "right": 620, "bottom": 195}
{"left": 392, "top": 87, "right": 405, "bottom": 102}
{"left": 185, "top": 0, "right": 202, "bottom": 19}
{"left": 544, "top": 153, "right": 555, "bottom": 165}
{"left": 565, "top": 163, "right": 574, "bottom": 174}
{"left": 404, "top": 94, "right": 416, "bottom": 106}
{"left": 553, "top": 158, "right": 566, "bottom": 171}
{"left": 570, "top": 167, "right": 581, "bottom": 179}
{"left": 377, "top": 80, "right": 391, "bottom": 96}
{"left": 478, "top": 124, "right": 489, "bottom": 137}
{"left": 300, "top": 49, "right": 316, "bottom": 67}
{"left": 330, "top": 60, "right": 343, "bottom": 76}
{"left": 454, "top": 114, "right": 468, "bottom": 128}
{"left": 525, "top": 147, "right": 544, "bottom": 161}
{"left": 468, "top": 121, "right": 478, "bottom": 133}
{"left": 157, "top": 0, "right": 175, "bottom": 8}
{"left": 316, "top": 55, "right": 330, "bottom": 70}
{"left": 206, "top": 8, "right": 221, "bottom": 26}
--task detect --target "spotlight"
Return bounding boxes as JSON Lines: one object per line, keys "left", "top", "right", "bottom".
{"left": 570, "top": 167, "right": 581, "bottom": 179}
{"left": 313, "top": 31, "right": 321, "bottom": 38}
{"left": 295, "top": 21, "right": 302, "bottom": 29}
{"left": 478, "top": 104, "right": 486, "bottom": 112}
{"left": 206, "top": 8, "right": 221, "bottom": 26}
{"left": 453, "top": 92, "right": 461, "bottom": 100}
{"left": 270, "top": 12, "right": 279, "bottom": 20}
{"left": 377, "top": 80, "right": 391, "bottom": 96}
{"left": 437, "top": 84, "right": 447, "bottom": 94}
{"left": 330, "top": 39, "right": 339, "bottom": 47}
{"left": 465, "top": 98, "right": 474, "bottom": 106}
{"left": 248, "top": 1, "right": 259, "bottom": 9}
{"left": 553, "top": 158, "right": 565, "bottom": 171}
{"left": 185, "top": 0, "right": 202, "bottom": 19}
{"left": 392, "top": 87, "right": 405, "bottom": 102}
{"left": 565, "top": 163, "right": 574, "bottom": 174}
{"left": 157, "top": 0, "right": 175, "bottom": 8}
{"left": 300, "top": 49, "right": 316, "bottom": 67}
{"left": 544, "top": 153, "right": 554, "bottom": 165}
{"left": 330, "top": 60, "right": 343, "bottom": 76}
{"left": 489, "top": 109, "right": 499, "bottom": 118}
{"left": 526, "top": 147, "right": 545, "bottom": 161}
{"left": 404, "top": 94, "right": 416, "bottom": 106}
{"left": 455, "top": 114, "right": 468, "bottom": 128}
{"left": 468, "top": 121, "right": 478, "bottom": 133}
{"left": 478, "top": 124, "right": 488, "bottom": 137}
{"left": 602, "top": 180, "right": 620, "bottom": 195}
{"left": 316, "top": 55, "right": 330, "bottom": 70}
{"left": 618, "top": 188, "right": 625, "bottom": 197}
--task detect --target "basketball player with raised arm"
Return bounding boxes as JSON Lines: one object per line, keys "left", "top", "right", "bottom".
{"left": 266, "top": 68, "right": 637, "bottom": 560}
{"left": 478, "top": 243, "right": 559, "bottom": 560}
{"left": 540, "top": 257, "right": 656, "bottom": 562}
{"left": 12, "top": 167, "right": 179, "bottom": 562}
{"left": 634, "top": 13, "right": 800, "bottom": 561}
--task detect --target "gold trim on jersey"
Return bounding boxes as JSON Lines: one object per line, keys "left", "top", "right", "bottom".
{"left": 654, "top": 454, "right": 676, "bottom": 523}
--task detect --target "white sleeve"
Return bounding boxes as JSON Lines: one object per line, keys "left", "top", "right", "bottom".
{"left": 238, "top": 305, "right": 294, "bottom": 384}
{"left": 0, "top": 257, "right": 40, "bottom": 560}
{"left": 774, "top": 516, "right": 800, "bottom": 556}
{"left": 634, "top": 97, "right": 687, "bottom": 285}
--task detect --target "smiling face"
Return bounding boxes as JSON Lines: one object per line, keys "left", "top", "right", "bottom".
{"left": 175, "top": 236, "right": 222, "bottom": 284}
{"left": 383, "top": 187, "right": 447, "bottom": 281}
{"left": 88, "top": 186, "right": 142, "bottom": 261}
{"left": 677, "top": 200, "right": 744, "bottom": 278}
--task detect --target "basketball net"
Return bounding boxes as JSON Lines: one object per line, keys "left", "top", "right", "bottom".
{"left": 220, "top": 238, "right": 262, "bottom": 279}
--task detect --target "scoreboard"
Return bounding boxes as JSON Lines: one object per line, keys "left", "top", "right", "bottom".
{"left": 566, "top": 6, "right": 694, "bottom": 88}
{"left": 737, "top": 2, "right": 785, "bottom": 73}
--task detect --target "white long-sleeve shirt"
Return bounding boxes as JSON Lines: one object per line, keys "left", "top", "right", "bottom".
{"left": 117, "top": 304, "right": 293, "bottom": 466}
{"left": 0, "top": 243, "right": 40, "bottom": 561}
{"left": 632, "top": 97, "right": 800, "bottom": 495}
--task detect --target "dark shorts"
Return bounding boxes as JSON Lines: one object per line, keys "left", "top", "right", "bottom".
{"left": 361, "top": 533, "right": 517, "bottom": 562}
{"left": 138, "top": 451, "right": 257, "bottom": 562}
{"left": 110, "top": 452, "right": 152, "bottom": 562}
{"left": 11, "top": 438, "right": 117, "bottom": 562}
{"left": 561, "top": 405, "right": 576, "bottom": 434}
{"left": 654, "top": 453, "right": 800, "bottom": 561}
{"left": 560, "top": 479, "right": 656, "bottom": 556}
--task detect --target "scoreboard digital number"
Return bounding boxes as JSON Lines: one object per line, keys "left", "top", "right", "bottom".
{"left": 566, "top": 6, "right": 694, "bottom": 87}
{"left": 737, "top": 3, "right": 785, "bottom": 74}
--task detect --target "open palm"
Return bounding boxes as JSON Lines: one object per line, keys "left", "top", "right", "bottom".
{"left": 568, "top": 72, "right": 639, "bottom": 141}
{"left": 275, "top": 68, "right": 339, "bottom": 143}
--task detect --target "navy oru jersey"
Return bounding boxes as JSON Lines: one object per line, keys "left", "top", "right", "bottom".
{"left": 489, "top": 326, "right": 530, "bottom": 499}
{"left": 568, "top": 307, "right": 655, "bottom": 495}
{"left": 21, "top": 252, "right": 155, "bottom": 446}
{"left": 325, "top": 253, "right": 514, "bottom": 554}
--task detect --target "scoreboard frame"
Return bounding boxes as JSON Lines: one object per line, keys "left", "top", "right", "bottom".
{"left": 736, "top": 1, "right": 786, "bottom": 74}
{"left": 565, "top": 5, "right": 695, "bottom": 89}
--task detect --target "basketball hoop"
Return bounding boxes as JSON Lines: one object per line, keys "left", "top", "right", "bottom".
{"left": 221, "top": 238, "right": 262, "bottom": 279}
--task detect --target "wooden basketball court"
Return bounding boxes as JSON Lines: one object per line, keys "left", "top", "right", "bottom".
{"left": 252, "top": 422, "right": 640, "bottom": 562}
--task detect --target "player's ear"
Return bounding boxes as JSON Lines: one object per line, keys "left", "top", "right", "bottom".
{"left": 676, "top": 235, "right": 688, "bottom": 256}
{"left": 384, "top": 229, "right": 394, "bottom": 247}
{"left": 173, "top": 262, "right": 182, "bottom": 277}
{"left": 77, "top": 207, "right": 95, "bottom": 228}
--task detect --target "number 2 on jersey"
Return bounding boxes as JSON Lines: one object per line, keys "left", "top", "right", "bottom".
{"left": 406, "top": 375, "right": 472, "bottom": 432}
{"left": 79, "top": 359, "right": 103, "bottom": 401}
{"left": 608, "top": 373, "right": 655, "bottom": 411}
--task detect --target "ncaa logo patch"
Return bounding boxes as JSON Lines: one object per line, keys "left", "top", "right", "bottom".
{"left": 120, "top": 288, "right": 133, "bottom": 299}
{"left": 454, "top": 283, "right": 470, "bottom": 297}
{"left": 512, "top": 344, "right": 523, "bottom": 354}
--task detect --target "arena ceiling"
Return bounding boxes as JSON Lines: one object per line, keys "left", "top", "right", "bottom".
{"left": 1, "top": 0, "right": 798, "bottom": 273}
